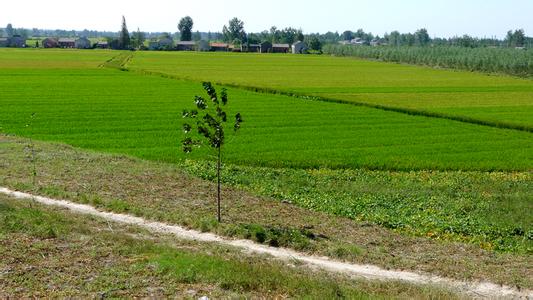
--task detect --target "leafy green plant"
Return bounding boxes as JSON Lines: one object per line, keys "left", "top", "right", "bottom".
{"left": 182, "top": 82, "right": 243, "bottom": 222}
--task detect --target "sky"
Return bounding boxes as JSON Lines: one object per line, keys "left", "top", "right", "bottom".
{"left": 1, "top": 0, "right": 532, "bottom": 38}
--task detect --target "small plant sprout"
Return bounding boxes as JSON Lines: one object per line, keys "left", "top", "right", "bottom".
{"left": 182, "top": 82, "right": 243, "bottom": 222}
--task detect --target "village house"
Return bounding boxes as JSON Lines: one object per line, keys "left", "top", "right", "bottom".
{"left": 75, "top": 37, "right": 91, "bottom": 49}
{"left": 247, "top": 44, "right": 261, "bottom": 52}
{"left": 210, "top": 42, "right": 229, "bottom": 52}
{"left": 260, "top": 41, "right": 273, "bottom": 53}
{"left": 272, "top": 43, "right": 290, "bottom": 53}
{"left": 0, "top": 36, "right": 26, "bottom": 48}
{"left": 58, "top": 38, "right": 76, "bottom": 48}
{"left": 292, "top": 41, "right": 308, "bottom": 54}
{"left": 95, "top": 41, "right": 109, "bottom": 49}
{"left": 176, "top": 41, "right": 196, "bottom": 51}
{"left": 42, "top": 38, "right": 59, "bottom": 48}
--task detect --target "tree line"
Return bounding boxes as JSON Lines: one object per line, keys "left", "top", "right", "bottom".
{"left": 2, "top": 18, "right": 530, "bottom": 51}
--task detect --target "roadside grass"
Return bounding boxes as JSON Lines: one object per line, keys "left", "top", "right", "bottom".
{"left": 1, "top": 136, "right": 531, "bottom": 289}
{"left": 128, "top": 51, "right": 533, "bottom": 129}
{"left": 1, "top": 64, "right": 532, "bottom": 171}
{"left": 0, "top": 195, "right": 460, "bottom": 299}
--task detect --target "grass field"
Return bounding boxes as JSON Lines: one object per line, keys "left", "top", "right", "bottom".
{"left": 129, "top": 51, "right": 533, "bottom": 130}
{"left": 0, "top": 48, "right": 531, "bottom": 255}
{"left": 0, "top": 50, "right": 532, "bottom": 171}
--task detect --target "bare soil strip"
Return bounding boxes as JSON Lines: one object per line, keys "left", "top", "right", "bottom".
{"left": 1, "top": 187, "right": 530, "bottom": 299}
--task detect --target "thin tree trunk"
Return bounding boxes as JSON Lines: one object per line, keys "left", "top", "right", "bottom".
{"left": 217, "top": 145, "right": 221, "bottom": 223}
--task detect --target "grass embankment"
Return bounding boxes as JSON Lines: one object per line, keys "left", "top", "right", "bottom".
{"left": 1, "top": 136, "right": 531, "bottom": 289}
{"left": 128, "top": 51, "right": 533, "bottom": 131}
{"left": 2, "top": 195, "right": 459, "bottom": 298}
{"left": 1, "top": 57, "right": 532, "bottom": 171}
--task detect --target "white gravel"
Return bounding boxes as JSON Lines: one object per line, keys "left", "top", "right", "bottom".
{"left": 1, "top": 187, "right": 530, "bottom": 299}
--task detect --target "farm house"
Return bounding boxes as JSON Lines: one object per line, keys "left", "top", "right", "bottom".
{"left": 272, "top": 43, "right": 290, "bottom": 53}
{"left": 292, "top": 41, "right": 307, "bottom": 54}
{"left": 247, "top": 44, "right": 261, "bottom": 52}
{"left": 42, "top": 38, "right": 59, "bottom": 48}
{"left": 0, "top": 36, "right": 26, "bottom": 48}
{"left": 58, "top": 38, "right": 76, "bottom": 48}
{"left": 95, "top": 41, "right": 108, "bottom": 49}
{"left": 75, "top": 37, "right": 91, "bottom": 49}
{"left": 176, "top": 41, "right": 196, "bottom": 51}
{"left": 260, "top": 41, "right": 272, "bottom": 53}
{"left": 210, "top": 42, "right": 229, "bottom": 52}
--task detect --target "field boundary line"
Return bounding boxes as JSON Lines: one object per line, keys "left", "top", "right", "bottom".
{"left": 1, "top": 187, "right": 530, "bottom": 299}
{"left": 122, "top": 67, "right": 532, "bottom": 133}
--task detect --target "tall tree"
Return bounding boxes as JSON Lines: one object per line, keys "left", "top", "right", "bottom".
{"left": 342, "top": 30, "right": 354, "bottom": 41}
{"left": 132, "top": 28, "right": 146, "bottom": 49}
{"left": 6, "top": 23, "right": 14, "bottom": 38}
{"left": 178, "top": 16, "right": 194, "bottom": 41}
{"left": 513, "top": 29, "right": 526, "bottom": 47}
{"left": 415, "top": 28, "right": 430, "bottom": 46}
{"left": 119, "top": 16, "right": 131, "bottom": 49}
{"left": 222, "top": 18, "right": 246, "bottom": 43}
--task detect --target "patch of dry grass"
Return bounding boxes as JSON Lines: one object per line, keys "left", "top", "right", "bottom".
{"left": 0, "top": 135, "right": 531, "bottom": 290}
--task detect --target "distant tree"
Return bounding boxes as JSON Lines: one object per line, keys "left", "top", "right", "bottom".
{"left": 387, "top": 31, "right": 401, "bottom": 46}
{"left": 296, "top": 30, "right": 304, "bottom": 42}
{"left": 223, "top": 18, "right": 246, "bottom": 43}
{"left": 415, "top": 28, "right": 430, "bottom": 46}
{"left": 6, "top": 23, "right": 14, "bottom": 38}
{"left": 193, "top": 30, "right": 201, "bottom": 42}
{"left": 178, "top": 16, "right": 194, "bottom": 41}
{"left": 513, "top": 29, "right": 526, "bottom": 47}
{"left": 0, "top": 28, "right": 4, "bottom": 38}
{"left": 307, "top": 35, "right": 322, "bottom": 51}
{"left": 269, "top": 26, "right": 280, "bottom": 43}
{"left": 35, "top": 40, "right": 39, "bottom": 48}
{"left": 207, "top": 31, "right": 212, "bottom": 41}
{"left": 132, "top": 28, "right": 146, "bottom": 49}
{"left": 342, "top": 30, "right": 354, "bottom": 41}
{"left": 182, "top": 82, "right": 243, "bottom": 223}
{"left": 246, "top": 33, "right": 260, "bottom": 44}
{"left": 119, "top": 16, "right": 131, "bottom": 49}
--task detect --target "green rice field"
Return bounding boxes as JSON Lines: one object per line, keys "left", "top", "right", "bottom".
{"left": 0, "top": 48, "right": 531, "bottom": 253}
{"left": 0, "top": 50, "right": 531, "bottom": 171}
{"left": 129, "top": 51, "right": 533, "bottom": 130}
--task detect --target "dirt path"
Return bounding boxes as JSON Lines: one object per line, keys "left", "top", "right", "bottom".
{"left": 1, "top": 187, "right": 530, "bottom": 299}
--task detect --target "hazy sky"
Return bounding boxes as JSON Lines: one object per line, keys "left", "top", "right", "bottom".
{"left": 1, "top": 0, "right": 532, "bottom": 38}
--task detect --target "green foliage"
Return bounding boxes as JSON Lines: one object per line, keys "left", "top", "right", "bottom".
{"left": 222, "top": 18, "right": 246, "bottom": 43}
{"left": 0, "top": 202, "right": 65, "bottom": 239}
{"left": 323, "top": 45, "right": 533, "bottom": 77}
{"left": 178, "top": 16, "right": 194, "bottom": 41}
{"left": 119, "top": 16, "right": 131, "bottom": 50}
{"left": 182, "top": 160, "right": 533, "bottom": 254}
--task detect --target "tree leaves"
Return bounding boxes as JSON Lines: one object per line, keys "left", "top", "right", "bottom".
{"left": 182, "top": 82, "right": 242, "bottom": 153}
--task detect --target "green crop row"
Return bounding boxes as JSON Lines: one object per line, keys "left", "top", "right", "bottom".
{"left": 323, "top": 45, "right": 533, "bottom": 78}
{"left": 127, "top": 51, "right": 533, "bottom": 131}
